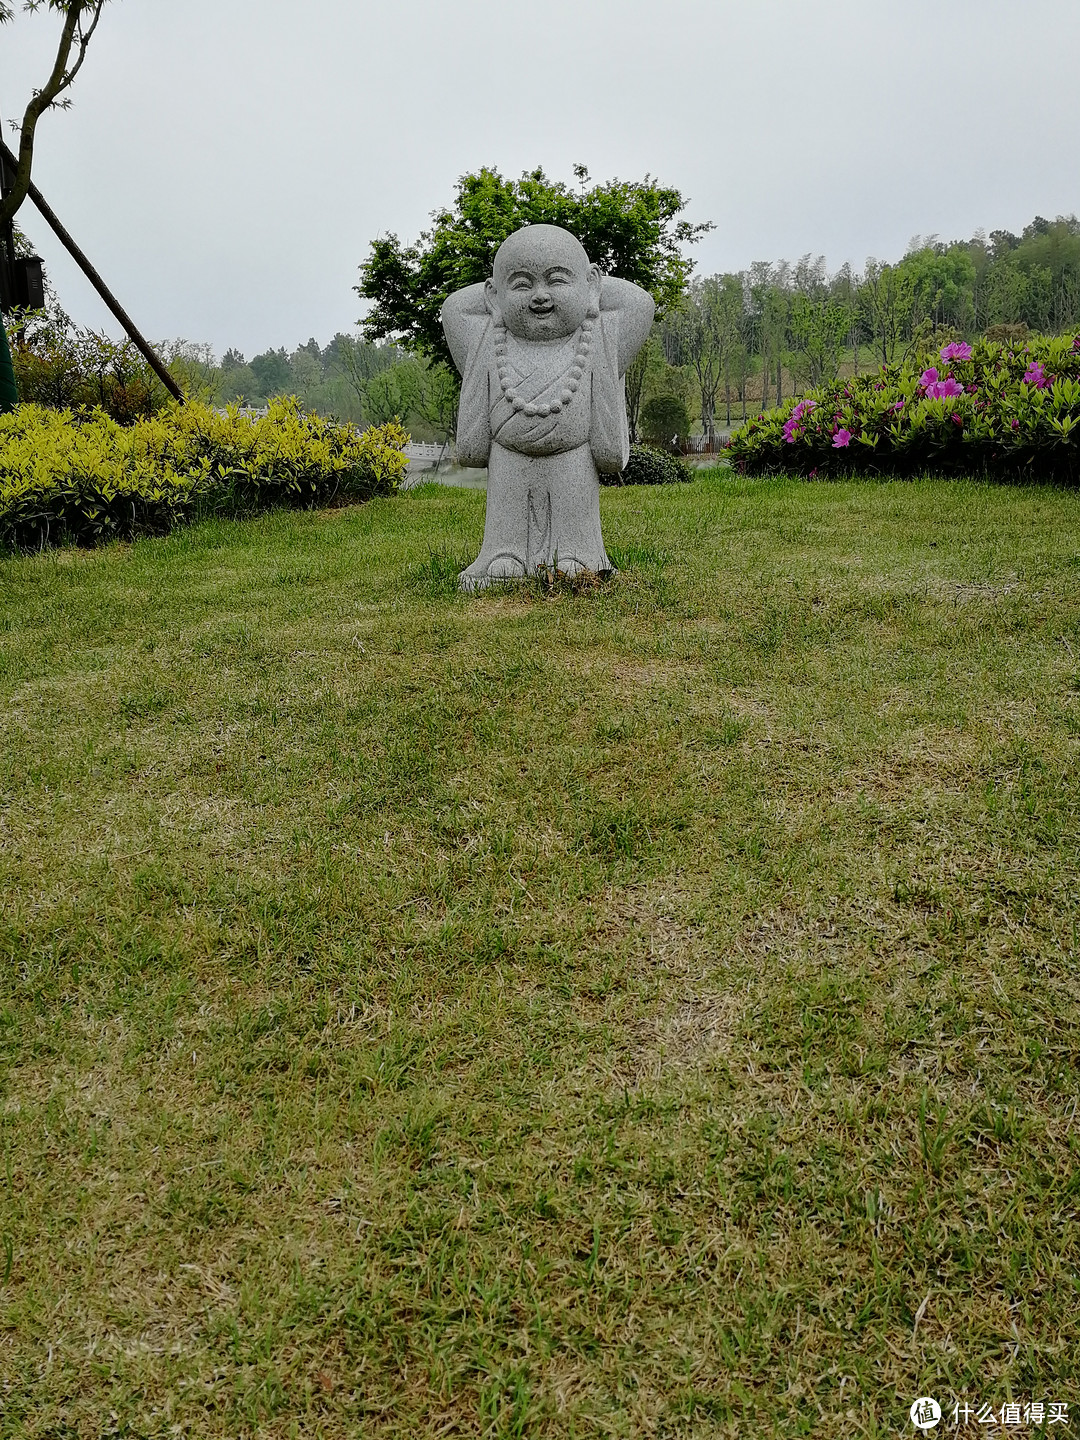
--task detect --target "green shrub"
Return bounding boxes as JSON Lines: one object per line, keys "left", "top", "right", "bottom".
{"left": 640, "top": 393, "right": 691, "bottom": 447}
{"left": 0, "top": 399, "right": 409, "bottom": 551}
{"left": 603, "top": 443, "right": 693, "bottom": 488}
{"left": 12, "top": 326, "right": 175, "bottom": 423}
{"left": 728, "top": 334, "right": 1080, "bottom": 481}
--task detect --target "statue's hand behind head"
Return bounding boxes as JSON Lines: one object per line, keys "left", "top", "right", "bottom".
{"left": 487, "top": 224, "right": 600, "bottom": 342}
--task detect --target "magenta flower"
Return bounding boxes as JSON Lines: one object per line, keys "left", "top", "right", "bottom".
{"left": 924, "top": 375, "right": 963, "bottom": 399}
{"left": 951, "top": 413, "right": 964, "bottom": 426}
{"left": 892, "top": 399, "right": 905, "bottom": 412}
{"left": 832, "top": 428, "right": 852, "bottom": 448}
{"left": 920, "top": 367, "right": 940, "bottom": 388}
{"left": 782, "top": 398, "right": 817, "bottom": 443}
{"left": 940, "top": 341, "right": 973, "bottom": 362}
{"left": 1023, "top": 361, "right": 1051, "bottom": 389}
{"left": 1072, "top": 335, "right": 1080, "bottom": 353}
{"left": 1011, "top": 418, "right": 1020, "bottom": 430}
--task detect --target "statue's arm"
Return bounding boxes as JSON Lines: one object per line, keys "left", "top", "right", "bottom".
{"left": 600, "top": 277, "right": 656, "bottom": 375}
{"left": 440, "top": 283, "right": 489, "bottom": 373}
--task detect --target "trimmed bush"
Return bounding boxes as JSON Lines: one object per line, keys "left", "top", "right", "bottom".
{"left": 603, "top": 443, "right": 694, "bottom": 487}
{"left": 728, "top": 334, "right": 1080, "bottom": 481}
{"left": 640, "top": 393, "right": 691, "bottom": 447}
{"left": 0, "top": 398, "right": 409, "bottom": 551}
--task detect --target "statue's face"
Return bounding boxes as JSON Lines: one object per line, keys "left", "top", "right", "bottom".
{"left": 488, "top": 228, "right": 599, "bottom": 342}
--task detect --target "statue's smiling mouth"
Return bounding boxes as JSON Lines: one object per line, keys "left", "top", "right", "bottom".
{"left": 529, "top": 301, "right": 555, "bottom": 315}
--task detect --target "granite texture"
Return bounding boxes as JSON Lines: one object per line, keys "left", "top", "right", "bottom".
{"left": 441, "top": 225, "right": 654, "bottom": 589}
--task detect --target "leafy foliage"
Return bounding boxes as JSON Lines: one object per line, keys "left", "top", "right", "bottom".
{"left": 357, "top": 165, "right": 711, "bottom": 367}
{"left": 728, "top": 335, "right": 1080, "bottom": 481}
{"left": 640, "top": 394, "right": 691, "bottom": 445}
{"left": 13, "top": 323, "right": 175, "bottom": 421}
{"left": 601, "top": 442, "right": 693, "bottom": 487}
{"left": 0, "top": 399, "right": 408, "bottom": 550}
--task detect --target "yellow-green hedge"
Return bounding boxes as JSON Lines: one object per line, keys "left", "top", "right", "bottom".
{"left": 0, "top": 398, "right": 410, "bottom": 551}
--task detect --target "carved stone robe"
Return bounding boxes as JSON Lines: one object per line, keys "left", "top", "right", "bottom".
{"left": 454, "top": 312, "right": 629, "bottom": 584}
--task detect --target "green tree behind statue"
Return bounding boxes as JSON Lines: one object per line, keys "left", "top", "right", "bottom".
{"left": 357, "top": 166, "right": 711, "bottom": 371}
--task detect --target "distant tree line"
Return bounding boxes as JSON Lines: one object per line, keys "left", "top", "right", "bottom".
{"left": 650, "top": 214, "right": 1080, "bottom": 442}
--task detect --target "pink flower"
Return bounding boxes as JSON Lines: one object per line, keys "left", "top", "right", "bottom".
{"left": 782, "top": 398, "right": 817, "bottom": 443}
{"left": 940, "top": 341, "right": 973, "bottom": 362}
{"left": 1072, "top": 335, "right": 1080, "bottom": 353}
{"left": 1023, "top": 361, "right": 1051, "bottom": 389}
{"left": 951, "top": 413, "right": 964, "bottom": 425}
{"left": 920, "top": 367, "right": 940, "bottom": 388}
{"left": 892, "top": 399, "right": 905, "bottom": 411}
{"left": 1011, "top": 418, "right": 1020, "bottom": 430}
{"left": 925, "top": 376, "right": 963, "bottom": 399}
{"left": 832, "top": 428, "right": 852, "bottom": 448}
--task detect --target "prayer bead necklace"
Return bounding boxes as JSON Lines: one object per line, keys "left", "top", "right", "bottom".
{"left": 493, "top": 317, "right": 593, "bottom": 418}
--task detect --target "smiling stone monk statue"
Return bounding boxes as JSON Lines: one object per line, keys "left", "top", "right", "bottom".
{"left": 441, "top": 224, "right": 654, "bottom": 589}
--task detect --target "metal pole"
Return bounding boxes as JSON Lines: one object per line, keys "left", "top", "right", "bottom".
{"left": 0, "top": 137, "right": 183, "bottom": 403}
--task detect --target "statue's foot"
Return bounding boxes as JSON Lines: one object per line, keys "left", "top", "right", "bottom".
{"left": 458, "top": 551, "right": 528, "bottom": 592}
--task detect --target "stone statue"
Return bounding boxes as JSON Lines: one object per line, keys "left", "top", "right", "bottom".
{"left": 441, "top": 224, "right": 654, "bottom": 589}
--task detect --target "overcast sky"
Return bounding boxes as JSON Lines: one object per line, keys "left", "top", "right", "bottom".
{"left": 1, "top": 0, "right": 1077, "bottom": 358}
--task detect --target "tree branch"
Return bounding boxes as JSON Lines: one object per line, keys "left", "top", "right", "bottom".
{"left": 0, "top": 1, "right": 105, "bottom": 228}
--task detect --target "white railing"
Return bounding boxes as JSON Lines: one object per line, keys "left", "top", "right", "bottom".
{"left": 403, "top": 442, "right": 449, "bottom": 460}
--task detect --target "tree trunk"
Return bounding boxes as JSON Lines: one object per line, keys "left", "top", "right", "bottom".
{"left": 0, "top": 316, "right": 17, "bottom": 412}
{"left": 760, "top": 343, "right": 769, "bottom": 410}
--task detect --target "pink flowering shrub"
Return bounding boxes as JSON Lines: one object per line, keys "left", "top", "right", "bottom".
{"left": 940, "top": 341, "right": 973, "bottom": 362}
{"left": 1023, "top": 361, "right": 1051, "bottom": 389}
{"left": 782, "top": 397, "right": 817, "bottom": 443}
{"left": 729, "top": 334, "right": 1080, "bottom": 480}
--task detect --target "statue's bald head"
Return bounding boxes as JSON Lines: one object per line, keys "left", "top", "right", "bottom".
{"left": 488, "top": 224, "right": 599, "bottom": 342}
{"left": 492, "top": 225, "right": 591, "bottom": 287}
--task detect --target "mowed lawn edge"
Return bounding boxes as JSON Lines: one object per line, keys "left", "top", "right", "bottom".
{"left": 1, "top": 471, "right": 1079, "bottom": 1438}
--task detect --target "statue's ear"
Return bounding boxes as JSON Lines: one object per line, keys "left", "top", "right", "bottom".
{"left": 484, "top": 278, "right": 500, "bottom": 318}
{"left": 586, "top": 263, "right": 601, "bottom": 318}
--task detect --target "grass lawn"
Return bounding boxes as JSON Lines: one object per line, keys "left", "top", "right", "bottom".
{"left": 2, "top": 471, "right": 1079, "bottom": 1438}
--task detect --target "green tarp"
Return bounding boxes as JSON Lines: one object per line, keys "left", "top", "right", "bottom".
{"left": 0, "top": 316, "right": 16, "bottom": 412}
